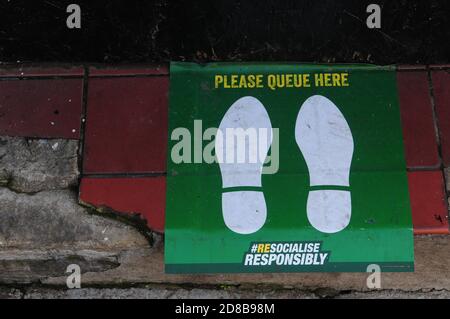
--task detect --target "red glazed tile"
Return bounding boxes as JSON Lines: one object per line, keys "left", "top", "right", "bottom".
{"left": 0, "top": 65, "right": 84, "bottom": 77}
{"left": 79, "top": 177, "right": 166, "bottom": 232}
{"left": 83, "top": 76, "right": 168, "bottom": 173}
{"left": 0, "top": 79, "right": 83, "bottom": 138}
{"left": 397, "top": 71, "right": 440, "bottom": 168}
{"left": 432, "top": 70, "right": 450, "bottom": 166}
{"left": 407, "top": 171, "right": 449, "bottom": 234}
{"left": 89, "top": 64, "right": 168, "bottom": 76}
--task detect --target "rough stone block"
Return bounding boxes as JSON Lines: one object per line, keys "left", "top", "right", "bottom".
{"left": 22, "top": 287, "right": 316, "bottom": 299}
{"left": 0, "top": 287, "right": 22, "bottom": 299}
{"left": 0, "top": 187, "right": 149, "bottom": 283}
{"left": 0, "top": 136, "right": 79, "bottom": 193}
{"left": 0, "top": 188, "right": 148, "bottom": 250}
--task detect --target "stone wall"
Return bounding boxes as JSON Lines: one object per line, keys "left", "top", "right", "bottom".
{"left": 0, "top": 136, "right": 150, "bottom": 285}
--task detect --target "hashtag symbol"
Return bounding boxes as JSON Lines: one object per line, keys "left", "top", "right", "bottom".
{"left": 251, "top": 244, "right": 258, "bottom": 253}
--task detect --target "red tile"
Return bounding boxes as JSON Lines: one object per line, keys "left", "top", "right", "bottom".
{"left": 397, "top": 71, "right": 440, "bottom": 168}
{"left": 0, "top": 65, "right": 84, "bottom": 77}
{"left": 79, "top": 177, "right": 166, "bottom": 232}
{"left": 83, "top": 76, "right": 168, "bottom": 173}
{"left": 89, "top": 65, "right": 168, "bottom": 76}
{"left": 432, "top": 70, "right": 450, "bottom": 166}
{"left": 407, "top": 171, "right": 449, "bottom": 234}
{"left": 0, "top": 79, "right": 83, "bottom": 138}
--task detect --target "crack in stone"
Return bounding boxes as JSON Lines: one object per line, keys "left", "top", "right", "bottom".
{"left": 80, "top": 202, "right": 156, "bottom": 247}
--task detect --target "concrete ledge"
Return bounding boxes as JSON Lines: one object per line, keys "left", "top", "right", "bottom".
{"left": 29, "top": 235, "right": 449, "bottom": 293}
{"left": 16, "top": 287, "right": 450, "bottom": 299}
{"left": 0, "top": 250, "right": 120, "bottom": 285}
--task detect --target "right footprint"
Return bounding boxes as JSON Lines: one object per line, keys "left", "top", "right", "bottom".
{"left": 295, "top": 95, "right": 354, "bottom": 233}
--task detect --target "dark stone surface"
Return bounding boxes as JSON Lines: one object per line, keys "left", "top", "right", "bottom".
{"left": 22, "top": 287, "right": 316, "bottom": 299}
{"left": 0, "top": 287, "right": 22, "bottom": 299}
{"left": 9, "top": 285, "right": 450, "bottom": 299}
{"left": 0, "top": 0, "right": 448, "bottom": 64}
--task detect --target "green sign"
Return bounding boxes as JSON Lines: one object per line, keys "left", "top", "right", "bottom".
{"left": 165, "top": 62, "right": 414, "bottom": 273}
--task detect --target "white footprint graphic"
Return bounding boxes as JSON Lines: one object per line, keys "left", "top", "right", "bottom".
{"left": 216, "top": 96, "right": 273, "bottom": 234}
{"left": 295, "top": 95, "right": 354, "bottom": 233}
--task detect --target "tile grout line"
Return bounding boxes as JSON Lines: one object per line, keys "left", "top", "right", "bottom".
{"left": 427, "top": 67, "right": 446, "bottom": 174}
{"left": 427, "top": 66, "right": 450, "bottom": 227}
{"left": 0, "top": 75, "right": 84, "bottom": 81}
{"left": 427, "top": 66, "right": 443, "bottom": 155}
{"left": 88, "top": 73, "right": 169, "bottom": 79}
{"left": 407, "top": 166, "right": 443, "bottom": 172}
{"left": 0, "top": 74, "right": 167, "bottom": 81}
{"left": 77, "top": 66, "right": 90, "bottom": 186}
{"left": 82, "top": 172, "right": 167, "bottom": 179}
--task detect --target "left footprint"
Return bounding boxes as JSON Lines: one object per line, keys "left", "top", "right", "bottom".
{"left": 215, "top": 96, "right": 273, "bottom": 234}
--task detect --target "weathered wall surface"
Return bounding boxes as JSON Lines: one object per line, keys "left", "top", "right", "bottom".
{"left": 0, "top": 136, "right": 150, "bottom": 287}
{"left": 0, "top": 137, "right": 450, "bottom": 299}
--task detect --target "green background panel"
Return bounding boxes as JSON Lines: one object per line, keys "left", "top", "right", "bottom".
{"left": 166, "top": 62, "right": 414, "bottom": 273}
